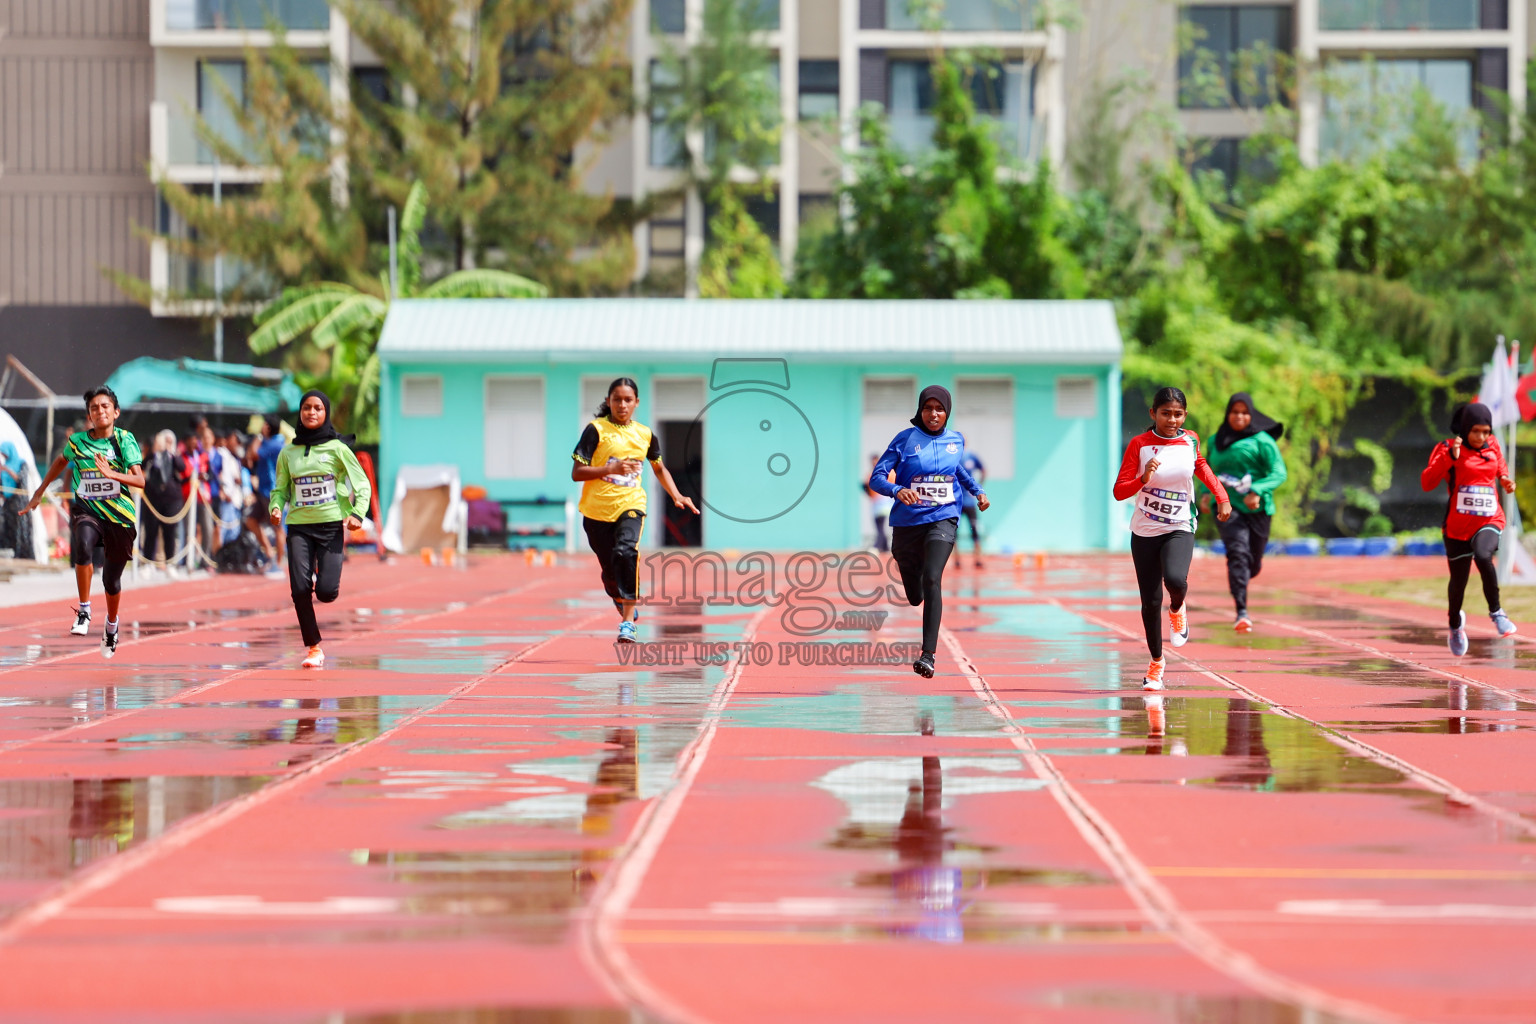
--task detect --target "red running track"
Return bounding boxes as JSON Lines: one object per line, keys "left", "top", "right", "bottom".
{"left": 0, "top": 551, "right": 1532, "bottom": 1023}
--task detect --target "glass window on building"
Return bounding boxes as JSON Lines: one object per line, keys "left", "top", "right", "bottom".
{"left": 485, "top": 377, "right": 546, "bottom": 479}
{"left": 168, "top": 0, "right": 330, "bottom": 31}
{"left": 652, "top": 0, "right": 685, "bottom": 33}
{"left": 1178, "top": 6, "right": 1291, "bottom": 110}
{"left": 1319, "top": 0, "right": 1478, "bottom": 31}
{"left": 649, "top": 60, "right": 685, "bottom": 167}
{"left": 886, "top": 0, "right": 1030, "bottom": 31}
{"left": 888, "top": 60, "right": 1035, "bottom": 159}
{"left": 799, "top": 61, "right": 839, "bottom": 120}
{"left": 1322, "top": 57, "right": 1475, "bottom": 162}
{"left": 197, "top": 58, "right": 329, "bottom": 164}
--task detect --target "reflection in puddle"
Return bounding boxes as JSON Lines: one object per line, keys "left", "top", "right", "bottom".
{"left": 1044, "top": 988, "right": 1347, "bottom": 1023}
{"left": 1123, "top": 697, "right": 1410, "bottom": 793}
{"left": 0, "top": 774, "right": 268, "bottom": 921}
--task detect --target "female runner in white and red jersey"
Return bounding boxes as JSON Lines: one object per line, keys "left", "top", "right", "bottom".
{"left": 1114, "top": 387, "right": 1232, "bottom": 690}
{"left": 1421, "top": 401, "right": 1518, "bottom": 656}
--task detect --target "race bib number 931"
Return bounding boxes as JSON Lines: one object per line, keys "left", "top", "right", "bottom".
{"left": 294, "top": 474, "right": 337, "bottom": 508}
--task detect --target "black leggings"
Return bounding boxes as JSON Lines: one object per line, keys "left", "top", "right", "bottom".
{"left": 891, "top": 518, "right": 957, "bottom": 655}
{"left": 1130, "top": 531, "right": 1194, "bottom": 660}
{"left": 1218, "top": 512, "right": 1270, "bottom": 615}
{"left": 1447, "top": 528, "right": 1501, "bottom": 629}
{"left": 287, "top": 521, "right": 346, "bottom": 648}
{"left": 583, "top": 512, "right": 644, "bottom": 613}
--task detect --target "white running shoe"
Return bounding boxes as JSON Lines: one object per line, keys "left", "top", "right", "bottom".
{"left": 1143, "top": 657, "right": 1167, "bottom": 691}
{"left": 101, "top": 630, "right": 119, "bottom": 659}
{"left": 1492, "top": 610, "right": 1518, "bottom": 638}
{"left": 1448, "top": 612, "right": 1469, "bottom": 657}
{"left": 69, "top": 607, "right": 90, "bottom": 636}
{"left": 301, "top": 645, "right": 325, "bottom": 669}
{"left": 1168, "top": 607, "right": 1190, "bottom": 648}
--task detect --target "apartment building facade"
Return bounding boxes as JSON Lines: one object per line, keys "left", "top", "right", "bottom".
{"left": 2, "top": 0, "right": 1532, "bottom": 351}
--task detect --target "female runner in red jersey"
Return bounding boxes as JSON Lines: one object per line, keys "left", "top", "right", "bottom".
{"left": 1421, "top": 402, "right": 1518, "bottom": 656}
{"left": 1114, "top": 387, "right": 1232, "bottom": 690}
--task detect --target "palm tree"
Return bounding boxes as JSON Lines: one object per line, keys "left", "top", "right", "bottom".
{"left": 248, "top": 181, "right": 546, "bottom": 440}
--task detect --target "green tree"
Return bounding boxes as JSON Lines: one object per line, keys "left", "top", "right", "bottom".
{"left": 247, "top": 182, "right": 545, "bottom": 442}
{"left": 126, "top": 0, "right": 635, "bottom": 311}
{"left": 652, "top": 0, "right": 783, "bottom": 296}
{"left": 795, "top": 58, "right": 1083, "bottom": 299}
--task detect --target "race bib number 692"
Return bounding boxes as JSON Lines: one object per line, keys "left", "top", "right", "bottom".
{"left": 1456, "top": 484, "right": 1498, "bottom": 517}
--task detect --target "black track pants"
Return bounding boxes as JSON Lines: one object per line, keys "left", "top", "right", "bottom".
{"left": 584, "top": 512, "right": 644, "bottom": 612}
{"left": 1446, "top": 527, "right": 1501, "bottom": 629}
{"left": 891, "top": 517, "right": 958, "bottom": 656}
{"left": 1218, "top": 511, "right": 1270, "bottom": 616}
{"left": 287, "top": 521, "right": 346, "bottom": 648}
{"left": 1130, "top": 531, "right": 1195, "bottom": 660}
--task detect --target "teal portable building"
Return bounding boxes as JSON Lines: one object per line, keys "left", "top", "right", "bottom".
{"left": 375, "top": 299, "right": 1124, "bottom": 552}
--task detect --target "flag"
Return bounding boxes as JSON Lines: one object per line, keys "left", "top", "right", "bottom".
{"left": 1478, "top": 336, "right": 1522, "bottom": 429}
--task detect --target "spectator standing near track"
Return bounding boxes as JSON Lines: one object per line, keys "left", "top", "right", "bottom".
{"left": 217, "top": 428, "right": 245, "bottom": 545}
{"left": 571, "top": 378, "right": 699, "bottom": 646}
{"left": 0, "top": 439, "right": 32, "bottom": 559}
{"left": 1114, "top": 386, "right": 1232, "bottom": 691}
{"left": 140, "top": 430, "right": 188, "bottom": 570}
{"left": 958, "top": 449, "right": 985, "bottom": 568}
{"left": 1201, "top": 393, "right": 1287, "bottom": 634}
{"left": 268, "top": 390, "right": 371, "bottom": 669}
{"left": 1421, "top": 402, "right": 1518, "bottom": 656}
{"left": 248, "top": 415, "right": 287, "bottom": 574}
{"left": 869, "top": 385, "right": 988, "bottom": 679}
{"left": 22, "top": 386, "right": 145, "bottom": 657}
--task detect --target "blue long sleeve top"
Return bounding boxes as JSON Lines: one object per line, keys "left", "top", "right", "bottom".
{"left": 870, "top": 426, "right": 985, "bottom": 528}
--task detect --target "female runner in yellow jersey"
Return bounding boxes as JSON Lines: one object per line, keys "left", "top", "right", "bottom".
{"left": 572, "top": 378, "right": 699, "bottom": 643}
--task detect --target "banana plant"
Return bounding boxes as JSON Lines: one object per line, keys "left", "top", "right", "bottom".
{"left": 249, "top": 181, "right": 546, "bottom": 440}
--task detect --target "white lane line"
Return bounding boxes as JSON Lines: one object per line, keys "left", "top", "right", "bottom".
{"left": 581, "top": 607, "right": 772, "bottom": 1024}
{"left": 1265, "top": 615, "right": 1533, "bottom": 706}
{"left": 941, "top": 626, "right": 1416, "bottom": 1024}
{"left": 1063, "top": 603, "right": 1536, "bottom": 842}
{"left": 0, "top": 611, "right": 607, "bottom": 946}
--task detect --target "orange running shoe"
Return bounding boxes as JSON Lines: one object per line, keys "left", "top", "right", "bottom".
{"left": 301, "top": 645, "right": 325, "bottom": 669}
{"left": 1142, "top": 657, "right": 1166, "bottom": 691}
{"left": 1168, "top": 606, "right": 1189, "bottom": 648}
{"left": 1234, "top": 614, "right": 1253, "bottom": 633}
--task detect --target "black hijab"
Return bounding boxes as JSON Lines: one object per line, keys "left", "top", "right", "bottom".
{"left": 1450, "top": 402, "right": 1494, "bottom": 448}
{"left": 292, "top": 389, "right": 353, "bottom": 454}
{"left": 1214, "top": 392, "right": 1284, "bottom": 451}
{"left": 911, "top": 385, "right": 953, "bottom": 435}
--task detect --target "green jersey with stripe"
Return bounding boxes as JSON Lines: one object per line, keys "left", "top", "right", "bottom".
{"left": 65, "top": 428, "right": 142, "bottom": 527}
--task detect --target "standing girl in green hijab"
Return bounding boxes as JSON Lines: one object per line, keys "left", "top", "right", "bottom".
{"left": 1202, "top": 393, "right": 1287, "bottom": 633}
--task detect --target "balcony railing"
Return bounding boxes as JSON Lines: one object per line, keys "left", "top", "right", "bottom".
{"left": 165, "top": 111, "right": 263, "bottom": 166}
{"left": 886, "top": 0, "right": 1032, "bottom": 31}
{"left": 165, "top": 0, "right": 330, "bottom": 32}
{"left": 1319, "top": 0, "right": 1479, "bottom": 31}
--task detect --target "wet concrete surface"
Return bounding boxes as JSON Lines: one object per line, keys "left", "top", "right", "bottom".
{"left": 0, "top": 554, "right": 1533, "bottom": 1021}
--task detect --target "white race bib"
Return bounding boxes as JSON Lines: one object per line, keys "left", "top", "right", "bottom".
{"left": 77, "top": 469, "right": 120, "bottom": 500}
{"left": 912, "top": 475, "right": 955, "bottom": 507}
{"left": 1139, "top": 487, "right": 1190, "bottom": 525}
{"left": 294, "top": 474, "right": 337, "bottom": 508}
{"left": 1455, "top": 484, "right": 1498, "bottom": 517}
{"left": 601, "top": 457, "right": 640, "bottom": 488}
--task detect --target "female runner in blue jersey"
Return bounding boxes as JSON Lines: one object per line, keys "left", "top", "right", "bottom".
{"left": 870, "top": 385, "right": 989, "bottom": 678}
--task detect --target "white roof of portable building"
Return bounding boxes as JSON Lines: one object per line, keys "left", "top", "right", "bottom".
{"left": 377, "top": 299, "right": 1122, "bottom": 364}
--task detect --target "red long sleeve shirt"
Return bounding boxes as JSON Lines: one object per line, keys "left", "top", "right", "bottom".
{"left": 1115, "top": 429, "right": 1228, "bottom": 537}
{"left": 1421, "top": 439, "right": 1507, "bottom": 540}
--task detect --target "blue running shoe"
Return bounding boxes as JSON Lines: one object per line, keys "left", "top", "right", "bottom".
{"left": 1449, "top": 611, "right": 1469, "bottom": 657}
{"left": 1492, "top": 609, "right": 1518, "bottom": 638}
{"left": 617, "top": 620, "right": 637, "bottom": 644}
